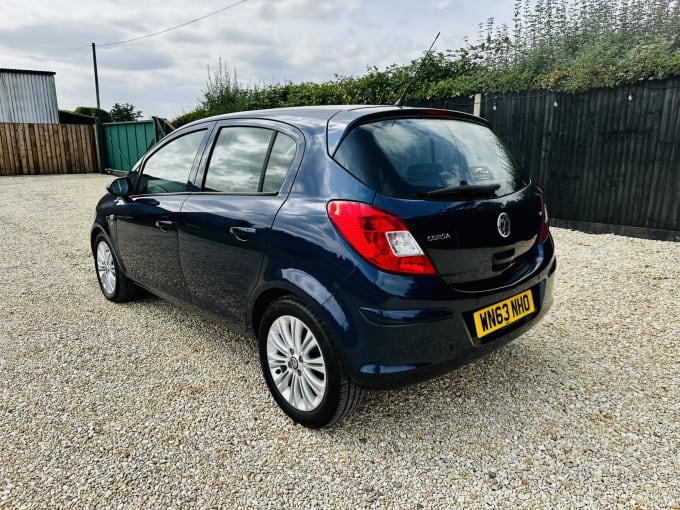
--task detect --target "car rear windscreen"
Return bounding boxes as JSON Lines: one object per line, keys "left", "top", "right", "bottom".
{"left": 333, "top": 117, "right": 527, "bottom": 199}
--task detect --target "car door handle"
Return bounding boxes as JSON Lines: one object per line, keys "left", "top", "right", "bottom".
{"left": 155, "top": 219, "right": 175, "bottom": 232}
{"left": 229, "top": 226, "right": 257, "bottom": 241}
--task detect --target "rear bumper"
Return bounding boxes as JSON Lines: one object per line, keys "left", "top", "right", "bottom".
{"left": 333, "top": 243, "right": 557, "bottom": 389}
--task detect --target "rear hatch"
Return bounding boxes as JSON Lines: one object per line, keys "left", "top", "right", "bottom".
{"left": 331, "top": 110, "right": 546, "bottom": 292}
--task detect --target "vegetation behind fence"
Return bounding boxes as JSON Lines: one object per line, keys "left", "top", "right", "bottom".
{"left": 0, "top": 122, "right": 99, "bottom": 176}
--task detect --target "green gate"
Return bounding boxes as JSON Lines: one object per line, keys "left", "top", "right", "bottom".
{"left": 97, "top": 117, "right": 173, "bottom": 173}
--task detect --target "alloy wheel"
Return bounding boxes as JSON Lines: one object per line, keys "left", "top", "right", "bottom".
{"left": 266, "top": 315, "right": 327, "bottom": 411}
{"left": 96, "top": 241, "right": 117, "bottom": 296}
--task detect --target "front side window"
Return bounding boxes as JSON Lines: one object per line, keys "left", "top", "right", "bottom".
{"left": 138, "top": 130, "right": 207, "bottom": 194}
{"left": 203, "top": 127, "right": 297, "bottom": 193}
{"left": 333, "top": 118, "right": 526, "bottom": 199}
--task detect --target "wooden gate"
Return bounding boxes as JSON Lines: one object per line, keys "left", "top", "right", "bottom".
{"left": 100, "top": 117, "right": 172, "bottom": 172}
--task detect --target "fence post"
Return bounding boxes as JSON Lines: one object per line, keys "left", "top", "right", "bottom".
{"left": 473, "top": 93, "right": 482, "bottom": 116}
{"left": 94, "top": 117, "right": 107, "bottom": 173}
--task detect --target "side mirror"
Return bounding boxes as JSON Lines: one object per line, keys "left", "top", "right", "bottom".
{"left": 107, "top": 176, "right": 132, "bottom": 197}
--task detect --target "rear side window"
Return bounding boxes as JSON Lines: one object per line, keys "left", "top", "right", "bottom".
{"left": 333, "top": 118, "right": 526, "bottom": 199}
{"left": 263, "top": 133, "right": 297, "bottom": 192}
{"left": 204, "top": 127, "right": 297, "bottom": 193}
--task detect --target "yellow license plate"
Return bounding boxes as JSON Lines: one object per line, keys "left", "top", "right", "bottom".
{"left": 473, "top": 290, "right": 535, "bottom": 339}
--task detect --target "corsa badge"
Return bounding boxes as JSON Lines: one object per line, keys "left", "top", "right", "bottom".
{"left": 427, "top": 233, "right": 451, "bottom": 242}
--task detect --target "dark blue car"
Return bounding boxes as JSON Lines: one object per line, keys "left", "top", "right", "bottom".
{"left": 91, "top": 105, "right": 556, "bottom": 428}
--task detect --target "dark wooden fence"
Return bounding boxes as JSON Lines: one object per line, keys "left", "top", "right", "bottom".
{"left": 414, "top": 78, "right": 680, "bottom": 234}
{"left": 0, "top": 122, "right": 99, "bottom": 175}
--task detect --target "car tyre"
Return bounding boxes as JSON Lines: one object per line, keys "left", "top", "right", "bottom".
{"left": 94, "top": 234, "right": 138, "bottom": 303}
{"left": 258, "top": 296, "right": 362, "bottom": 428}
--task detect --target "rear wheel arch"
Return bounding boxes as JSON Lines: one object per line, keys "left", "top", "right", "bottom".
{"left": 249, "top": 281, "right": 358, "bottom": 376}
{"left": 250, "top": 287, "right": 294, "bottom": 338}
{"left": 249, "top": 281, "right": 350, "bottom": 346}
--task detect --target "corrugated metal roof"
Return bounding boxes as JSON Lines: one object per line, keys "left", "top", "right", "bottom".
{"left": 0, "top": 69, "right": 59, "bottom": 124}
{"left": 0, "top": 68, "right": 56, "bottom": 76}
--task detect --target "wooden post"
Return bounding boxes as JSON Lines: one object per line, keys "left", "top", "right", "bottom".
{"left": 94, "top": 117, "right": 107, "bottom": 172}
{"left": 92, "top": 43, "right": 101, "bottom": 111}
{"left": 474, "top": 93, "right": 482, "bottom": 117}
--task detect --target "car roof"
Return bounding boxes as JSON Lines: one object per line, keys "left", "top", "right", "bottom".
{"left": 182, "top": 105, "right": 490, "bottom": 153}
{"left": 196, "top": 104, "right": 388, "bottom": 121}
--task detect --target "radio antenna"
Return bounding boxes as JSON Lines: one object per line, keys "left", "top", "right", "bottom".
{"left": 393, "top": 31, "right": 440, "bottom": 107}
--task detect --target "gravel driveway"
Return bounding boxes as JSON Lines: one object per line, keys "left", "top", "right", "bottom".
{"left": 1, "top": 174, "right": 678, "bottom": 509}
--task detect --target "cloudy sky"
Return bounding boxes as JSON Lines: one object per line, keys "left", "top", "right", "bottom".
{"left": 0, "top": 0, "right": 520, "bottom": 119}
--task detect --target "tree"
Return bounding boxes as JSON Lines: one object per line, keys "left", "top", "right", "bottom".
{"left": 110, "top": 103, "right": 143, "bottom": 122}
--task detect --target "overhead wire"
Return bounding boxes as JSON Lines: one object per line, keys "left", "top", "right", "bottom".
{"left": 97, "top": 0, "right": 248, "bottom": 47}
{"left": 72, "top": 48, "right": 92, "bottom": 65}
{"left": 42, "top": 0, "right": 248, "bottom": 56}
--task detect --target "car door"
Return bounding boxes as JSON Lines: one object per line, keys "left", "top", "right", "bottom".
{"left": 179, "top": 121, "right": 302, "bottom": 325}
{"left": 114, "top": 127, "right": 210, "bottom": 301}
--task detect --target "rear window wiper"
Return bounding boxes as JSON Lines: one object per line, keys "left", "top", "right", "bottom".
{"left": 423, "top": 183, "right": 501, "bottom": 200}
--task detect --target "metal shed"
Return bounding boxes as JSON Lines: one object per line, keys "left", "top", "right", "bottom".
{"left": 0, "top": 68, "right": 59, "bottom": 124}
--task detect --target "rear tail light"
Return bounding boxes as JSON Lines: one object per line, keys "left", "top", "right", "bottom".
{"left": 538, "top": 189, "right": 550, "bottom": 244}
{"left": 327, "top": 200, "right": 437, "bottom": 275}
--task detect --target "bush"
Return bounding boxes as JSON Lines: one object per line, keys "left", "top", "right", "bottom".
{"left": 73, "top": 106, "right": 112, "bottom": 123}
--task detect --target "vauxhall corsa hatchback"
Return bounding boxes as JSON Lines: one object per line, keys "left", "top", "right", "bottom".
{"left": 92, "top": 105, "right": 556, "bottom": 428}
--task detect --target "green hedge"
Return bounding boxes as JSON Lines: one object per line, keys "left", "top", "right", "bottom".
{"left": 173, "top": 0, "right": 680, "bottom": 125}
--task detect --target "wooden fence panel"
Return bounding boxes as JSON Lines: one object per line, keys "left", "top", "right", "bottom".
{"left": 0, "top": 122, "right": 99, "bottom": 176}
